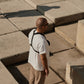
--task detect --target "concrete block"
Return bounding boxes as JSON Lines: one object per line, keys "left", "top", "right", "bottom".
{"left": 0, "top": 18, "right": 18, "bottom": 35}
{"left": 76, "top": 20, "right": 84, "bottom": 54}
{"left": 69, "top": 0, "right": 84, "bottom": 12}
{"left": 55, "top": 23, "right": 77, "bottom": 46}
{"left": 37, "top": 1, "right": 83, "bottom": 26}
{"left": 0, "top": 61, "right": 18, "bottom": 84}
{"left": 65, "top": 58, "right": 84, "bottom": 84}
{"left": 0, "top": 0, "right": 54, "bottom": 34}
{"left": 8, "top": 63, "right": 62, "bottom": 84}
{"left": 0, "top": 31, "right": 29, "bottom": 65}
{"left": 45, "top": 32, "right": 73, "bottom": 53}
{"left": 50, "top": 49, "right": 84, "bottom": 79}
{"left": 25, "top": 0, "right": 63, "bottom": 8}
{"left": 0, "top": 0, "right": 34, "bottom": 14}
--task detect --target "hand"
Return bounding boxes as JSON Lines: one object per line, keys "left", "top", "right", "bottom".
{"left": 44, "top": 68, "right": 49, "bottom": 76}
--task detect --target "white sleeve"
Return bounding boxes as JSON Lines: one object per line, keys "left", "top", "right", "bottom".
{"left": 38, "top": 40, "right": 46, "bottom": 55}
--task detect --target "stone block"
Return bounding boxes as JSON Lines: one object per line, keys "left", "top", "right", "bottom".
{"left": 8, "top": 63, "right": 62, "bottom": 84}
{"left": 55, "top": 23, "right": 77, "bottom": 46}
{"left": 0, "top": 0, "right": 54, "bottom": 34}
{"left": 50, "top": 49, "right": 84, "bottom": 79}
{"left": 45, "top": 32, "right": 73, "bottom": 53}
{"left": 25, "top": 0, "right": 63, "bottom": 8}
{"left": 69, "top": 0, "right": 84, "bottom": 12}
{"left": 0, "top": 61, "right": 18, "bottom": 84}
{"left": 0, "top": 31, "right": 29, "bottom": 65}
{"left": 0, "top": 18, "right": 18, "bottom": 35}
{"left": 65, "top": 58, "right": 84, "bottom": 84}
{"left": 37, "top": 1, "right": 83, "bottom": 26}
{"left": 76, "top": 20, "right": 84, "bottom": 54}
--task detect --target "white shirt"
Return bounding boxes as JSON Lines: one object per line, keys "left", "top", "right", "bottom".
{"left": 28, "top": 29, "right": 49, "bottom": 71}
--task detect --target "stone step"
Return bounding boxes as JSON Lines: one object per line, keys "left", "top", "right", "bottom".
{"left": 55, "top": 23, "right": 77, "bottom": 46}
{"left": 7, "top": 63, "right": 63, "bottom": 84}
{"left": 37, "top": 0, "right": 84, "bottom": 26}
{"left": 69, "top": 0, "right": 84, "bottom": 12}
{"left": 0, "top": 0, "right": 54, "bottom": 35}
{"left": 66, "top": 58, "right": 84, "bottom": 84}
{"left": 0, "top": 31, "right": 29, "bottom": 65}
{"left": 0, "top": 61, "right": 18, "bottom": 84}
{"left": 45, "top": 32, "right": 73, "bottom": 53}
{"left": 25, "top": 0, "right": 64, "bottom": 8}
{"left": 50, "top": 48, "right": 84, "bottom": 80}
{"left": 0, "top": 18, "right": 18, "bottom": 36}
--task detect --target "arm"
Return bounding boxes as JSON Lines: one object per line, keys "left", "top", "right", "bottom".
{"left": 40, "top": 53, "right": 49, "bottom": 76}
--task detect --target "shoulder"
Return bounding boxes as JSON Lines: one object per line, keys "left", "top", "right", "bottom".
{"left": 28, "top": 29, "right": 36, "bottom": 37}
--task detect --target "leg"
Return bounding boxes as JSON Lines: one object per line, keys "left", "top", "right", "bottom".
{"left": 35, "top": 70, "right": 46, "bottom": 84}
{"left": 29, "top": 65, "right": 35, "bottom": 84}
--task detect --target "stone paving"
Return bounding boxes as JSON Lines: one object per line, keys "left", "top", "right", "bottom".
{"left": 0, "top": 0, "right": 84, "bottom": 84}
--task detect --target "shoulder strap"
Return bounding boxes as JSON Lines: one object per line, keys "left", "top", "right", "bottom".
{"left": 30, "top": 30, "right": 50, "bottom": 53}
{"left": 30, "top": 30, "right": 39, "bottom": 53}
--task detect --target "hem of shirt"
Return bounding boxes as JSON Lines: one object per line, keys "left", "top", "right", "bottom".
{"left": 28, "top": 61, "right": 44, "bottom": 71}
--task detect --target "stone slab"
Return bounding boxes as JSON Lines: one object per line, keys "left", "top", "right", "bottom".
{"left": 0, "top": 61, "right": 18, "bottom": 84}
{"left": 45, "top": 32, "right": 73, "bottom": 53}
{"left": 69, "top": 0, "right": 84, "bottom": 12}
{"left": 76, "top": 20, "right": 84, "bottom": 54}
{"left": 50, "top": 49, "right": 84, "bottom": 79}
{"left": 37, "top": 1, "right": 83, "bottom": 26}
{"left": 25, "top": 0, "right": 64, "bottom": 8}
{"left": 0, "top": 31, "right": 29, "bottom": 65}
{"left": 0, "top": 0, "right": 54, "bottom": 34}
{"left": 66, "top": 58, "right": 84, "bottom": 84}
{"left": 0, "top": 18, "right": 18, "bottom": 35}
{"left": 7, "top": 63, "right": 62, "bottom": 84}
{"left": 55, "top": 23, "right": 77, "bottom": 46}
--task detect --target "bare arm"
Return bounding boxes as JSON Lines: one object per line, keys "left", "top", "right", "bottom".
{"left": 40, "top": 53, "right": 49, "bottom": 76}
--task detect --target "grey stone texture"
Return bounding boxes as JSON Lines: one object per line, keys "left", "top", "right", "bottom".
{"left": 66, "top": 58, "right": 84, "bottom": 84}
{"left": 45, "top": 32, "right": 73, "bottom": 53}
{"left": 37, "top": 1, "right": 83, "bottom": 26}
{"left": 8, "top": 63, "right": 62, "bottom": 84}
{"left": 0, "top": 31, "right": 29, "bottom": 65}
{"left": 69, "top": 0, "right": 84, "bottom": 12}
{"left": 0, "top": 61, "right": 18, "bottom": 84}
{"left": 0, "top": 18, "right": 18, "bottom": 35}
{"left": 25, "top": 0, "right": 63, "bottom": 8}
{"left": 55, "top": 23, "right": 77, "bottom": 46}
{"left": 50, "top": 49, "right": 84, "bottom": 79}
{"left": 76, "top": 20, "right": 84, "bottom": 54}
{"left": 0, "top": 0, "right": 54, "bottom": 33}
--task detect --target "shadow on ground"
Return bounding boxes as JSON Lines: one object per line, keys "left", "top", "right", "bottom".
{"left": 7, "top": 65, "right": 29, "bottom": 84}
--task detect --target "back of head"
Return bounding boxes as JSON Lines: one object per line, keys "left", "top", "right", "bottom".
{"left": 36, "top": 17, "right": 48, "bottom": 29}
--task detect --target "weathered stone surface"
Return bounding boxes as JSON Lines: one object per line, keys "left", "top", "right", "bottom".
{"left": 25, "top": 0, "right": 63, "bottom": 8}
{"left": 37, "top": 1, "right": 83, "bottom": 26}
{"left": 66, "top": 58, "right": 84, "bottom": 84}
{"left": 0, "top": 18, "right": 18, "bottom": 35}
{"left": 55, "top": 23, "right": 77, "bottom": 46}
{"left": 50, "top": 49, "right": 84, "bottom": 79}
{"left": 0, "top": 0, "right": 34, "bottom": 13}
{"left": 46, "top": 32, "right": 73, "bottom": 53}
{"left": 0, "top": 31, "right": 29, "bottom": 65}
{"left": 0, "top": 0, "right": 54, "bottom": 33}
{"left": 69, "top": 0, "right": 84, "bottom": 12}
{"left": 8, "top": 63, "right": 62, "bottom": 84}
{"left": 76, "top": 20, "right": 84, "bottom": 54}
{"left": 0, "top": 61, "right": 18, "bottom": 84}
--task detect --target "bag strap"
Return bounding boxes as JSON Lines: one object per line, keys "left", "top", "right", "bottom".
{"left": 30, "top": 30, "right": 50, "bottom": 53}
{"left": 30, "top": 30, "right": 39, "bottom": 53}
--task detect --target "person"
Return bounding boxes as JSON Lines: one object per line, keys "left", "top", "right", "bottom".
{"left": 28, "top": 17, "right": 50, "bottom": 84}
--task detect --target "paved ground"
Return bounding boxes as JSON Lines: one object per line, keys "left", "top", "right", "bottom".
{"left": 0, "top": 0, "right": 84, "bottom": 84}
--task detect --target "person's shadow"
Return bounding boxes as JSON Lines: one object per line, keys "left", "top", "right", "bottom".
{"left": 0, "top": 5, "right": 60, "bottom": 18}
{"left": 7, "top": 63, "right": 29, "bottom": 84}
